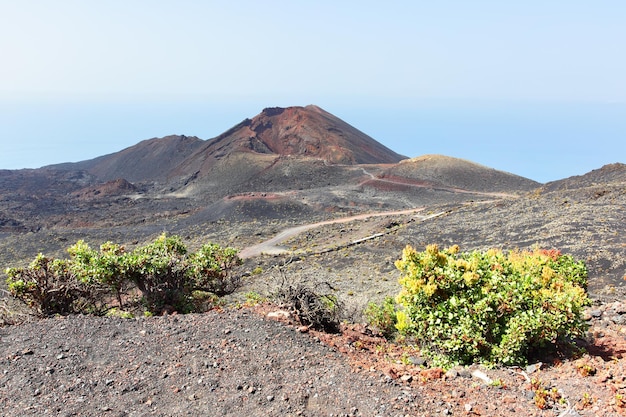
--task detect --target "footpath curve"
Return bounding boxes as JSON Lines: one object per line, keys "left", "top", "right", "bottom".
{"left": 239, "top": 208, "right": 428, "bottom": 259}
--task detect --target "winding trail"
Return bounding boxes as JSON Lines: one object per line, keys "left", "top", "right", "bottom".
{"left": 359, "top": 167, "right": 519, "bottom": 199}
{"left": 239, "top": 207, "right": 427, "bottom": 259}
{"left": 239, "top": 169, "right": 518, "bottom": 259}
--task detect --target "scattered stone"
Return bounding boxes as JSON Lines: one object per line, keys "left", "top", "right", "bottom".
{"left": 266, "top": 395, "right": 274, "bottom": 402}
{"left": 400, "top": 374, "right": 413, "bottom": 383}
{"left": 267, "top": 310, "right": 291, "bottom": 319}
{"left": 464, "top": 403, "right": 473, "bottom": 412}
{"left": 409, "top": 356, "right": 427, "bottom": 367}
{"left": 557, "top": 408, "right": 582, "bottom": 416}
{"left": 445, "top": 369, "right": 458, "bottom": 379}
{"left": 590, "top": 309, "right": 603, "bottom": 318}
{"left": 471, "top": 370, "right": 492, "bottom": 384}
{"left": 526, "top": 362, "right": 542, "bottom": 374}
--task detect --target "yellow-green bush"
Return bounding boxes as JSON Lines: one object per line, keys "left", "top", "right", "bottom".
{"left": 394, "top": 244, "right": 589, "bottom": 368}
{"left": 6, "top": 234, "right": 242, "bottom": 316}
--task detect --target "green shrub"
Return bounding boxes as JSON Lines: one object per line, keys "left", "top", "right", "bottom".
{"left": 123, "top": 234, "right": 191, "bottom": 313}
{"left": 68, "top": 240, "right": 128, "bottom": 308}
{"left": 365, "top": 296, "right": 398, "bottom": 339}
{"left": 186, "top": 243, "right": 242, "bottom": 295}
{"left": 394, "top": 244, "right": 589, "bottom": 368}
{"left": 5, "top": 254, "right": 105, "bottom": 317}
{"left": 5, "top": 234, "right": 242, "bottom": 317}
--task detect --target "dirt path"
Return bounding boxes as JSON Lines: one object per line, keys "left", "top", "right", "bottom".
{"left": 239, "top": 207, "right": 427, "bottom": 258}
{"left": 359, "top": 167, "right": 519, "bottom": 199}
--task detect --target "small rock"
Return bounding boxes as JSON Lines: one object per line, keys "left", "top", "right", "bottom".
{"left": 451, "top": 390, "right": 465, "bottom": 398}
{"left": 296, "top": 326, "right": 309, "bottom": 333}
{"left": 445, "top": 369, "right": 458, "bottom": 379}
{"left": 409, "top": 356, "right": 427, "bottom": 366}
{"left": 266, "top": 395, "right": 274, "bottom": 402}
{"left": 247, "top": 386, "right": 256, "bottom": 394}
{"left": 471, "top": 369, "right": 492, "bottom": 384}
{"left": 267, "top": 310, "right": 290, "bottom": 319}
{"left": 56, "top": 354, "right": 65, "bottom": 360}
{"left": 464, "top": 403, "right": 473, "bottom": 412}
{"left": 589, "top": 309, "right": 603, "bottom": 318}
{"left": 526, "top": 362, "right": 543, "bottom": 374}
{"left": 557, "top": 408, "right": 582, "bottom": 416}
{"left": 400, "top": 374, "right": 413, "bottom": 383}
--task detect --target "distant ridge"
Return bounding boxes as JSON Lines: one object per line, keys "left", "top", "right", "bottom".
{"left": 173, "top": 105, "right": 407, "bottom": 179}
{"left": 49, "top": 105, "right": 406, "bottom": 186}
{"left": 51, "top": 135, "right": 204, "bottom": 183}
{"left": 541, "top": 163, "right": 626, "bottom": 192}
{"left": 380, "top": 155, "right": 540, "bottom": 193}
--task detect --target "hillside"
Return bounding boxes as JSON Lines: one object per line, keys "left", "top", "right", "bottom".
{"left": 1, "top": 105, "right": 626, "bottom": 416}
{"left": 0, "top": 105, "right": 623, "bottom": 295}
{"left": 378, "top": 154, "right": 540, "bottom": 193}
{"left": 51, "top": 135, "right": 205, "bottom": 183}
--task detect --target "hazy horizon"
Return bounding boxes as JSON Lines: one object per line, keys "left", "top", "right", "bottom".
{"left": 1, "top": 2, "right": 624, "bottom": 182}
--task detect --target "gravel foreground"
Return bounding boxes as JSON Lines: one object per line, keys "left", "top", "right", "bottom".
{"left": 1, "top": 305, "right": 625, "bottom": 417}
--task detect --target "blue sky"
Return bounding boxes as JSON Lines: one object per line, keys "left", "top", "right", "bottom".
{"left": 1, "top": 1, "right": 624, "bottom": 182}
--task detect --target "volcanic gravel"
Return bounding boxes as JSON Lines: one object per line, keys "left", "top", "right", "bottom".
{"left": 2, "top": 305, "right": 626, "bottom": 417}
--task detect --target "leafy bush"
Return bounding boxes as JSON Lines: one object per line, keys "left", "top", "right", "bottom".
{"left": 186, "top": 243, "right": 241, "bottom": 295}
{"left": 394, "top": 244, "right": 589, "bottom": 368}
{"left": 68, "top": 240, "right": 128, "bottom": 308}
{"left": 122, "top": 234, "right": 191, "bottom": 313}
{"left": 5, "top": 234, "right": 242, "bottom": 316}
{"left": 6, "top": 254, "right": 105, "bottom": 317}
{"left": 364, "top": 296, "right": 398, "bottom": 339}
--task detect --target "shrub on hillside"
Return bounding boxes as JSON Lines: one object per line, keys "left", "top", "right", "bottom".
{"left": 6, "top": 254, "right": 106, "bottom": 317}
{"left": 364, "top": 296, "right": 398, "bottom": 339}
{"left": 390, "top": 244, "right": 589, "bottom": 368}
{"left": 5, "top": 234, "right": 242, "bottom": 316}
{"left": 271, "top": 270, "right": 342, "bottom": 333}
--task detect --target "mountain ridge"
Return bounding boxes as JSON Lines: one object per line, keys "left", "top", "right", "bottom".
{"left": 0, "top": 104, "right": 625, "bottom": 299}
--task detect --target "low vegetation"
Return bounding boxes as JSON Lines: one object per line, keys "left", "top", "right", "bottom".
{"left": 5, "top": 234, "right": 241, "bottom": 317}
{"left": 270, "top": 268, "right": 343, "bottom": 333}
{"left": 4, "top": 234, "right": 592, "bottom": 372}
{"left": 367, "top": 244, "right": 590, "bottom": 368}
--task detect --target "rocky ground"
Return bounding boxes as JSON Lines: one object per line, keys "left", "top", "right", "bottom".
{"left": 1, "top": 300, "right": 625, "bottom": 417}
{"left": 1, "top": 161, "right": 624, "bottom": 416}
